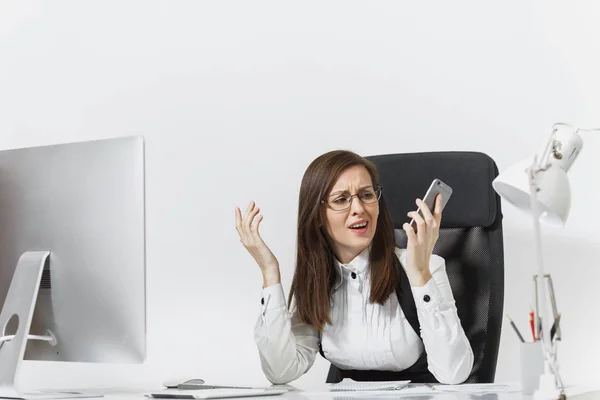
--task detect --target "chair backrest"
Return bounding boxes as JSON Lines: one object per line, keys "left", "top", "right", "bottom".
{"left": 365, "top": 151, "right": 504, "bottom": 383}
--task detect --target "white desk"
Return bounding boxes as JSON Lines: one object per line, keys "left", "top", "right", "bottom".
{"left": 55, "top": 384, "right": 600, "bottom": 400}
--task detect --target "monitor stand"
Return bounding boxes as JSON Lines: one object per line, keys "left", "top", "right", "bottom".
{"left": 0, "top": 251, "right": 102, "bottom": 400}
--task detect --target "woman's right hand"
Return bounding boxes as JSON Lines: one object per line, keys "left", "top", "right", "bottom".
{"left": 235, "top": 201, "right": 281, "bottom": 287}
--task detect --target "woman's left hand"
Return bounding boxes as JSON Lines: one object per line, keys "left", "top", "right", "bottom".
{"left": 402, "top": 194, "right": 443, "bottom": 286}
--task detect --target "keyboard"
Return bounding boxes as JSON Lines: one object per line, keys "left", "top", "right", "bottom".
{"left": 148, "top": 388, "right": 288, "bottom": 399}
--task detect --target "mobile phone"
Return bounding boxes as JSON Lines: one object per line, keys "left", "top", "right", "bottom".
{"left": 409, "top": 179, "right": 453, "bottom": 231}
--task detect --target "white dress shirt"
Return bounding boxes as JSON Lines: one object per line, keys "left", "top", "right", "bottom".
{"left": 254, "top": 247, "right": 474, "bottom": 385}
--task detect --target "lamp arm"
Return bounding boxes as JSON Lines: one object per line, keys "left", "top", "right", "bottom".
{"left": 527, "top": 158, "right": 566, "bottom": 398}
{"left": 527, "top": 160, "right": 549, "bottom": 348}
{"left": 562, "top": 123, "right": 600, "bottom": 135}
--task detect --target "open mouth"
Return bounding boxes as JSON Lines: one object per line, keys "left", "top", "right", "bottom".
{"left": 349, "top": 221, "right": 369, "bottom": 230}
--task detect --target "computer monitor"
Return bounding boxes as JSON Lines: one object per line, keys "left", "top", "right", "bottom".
{"left": 0, "top": 136, "right": 146, "bottom": 396}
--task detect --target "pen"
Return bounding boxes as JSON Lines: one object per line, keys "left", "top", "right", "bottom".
{"left": 507, "top": 315, "right": 525, "bottom": 343}
{"left": 550, "top": 314, "right": 562, "bottom": 342}
{"left": 529, "top": 309, "right": 536, "bottom": 341}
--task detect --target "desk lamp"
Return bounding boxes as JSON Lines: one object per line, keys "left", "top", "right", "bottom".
{"left": 492, "top": 122, "right": 599, "bottom": 400}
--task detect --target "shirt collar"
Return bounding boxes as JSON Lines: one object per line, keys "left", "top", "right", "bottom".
{"left": 333, "top": 246, "right": 371, "bottom": 290}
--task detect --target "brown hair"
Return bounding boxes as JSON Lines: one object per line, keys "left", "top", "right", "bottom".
{"left": 287, "top": 150, "right": 399, "bottom": 332}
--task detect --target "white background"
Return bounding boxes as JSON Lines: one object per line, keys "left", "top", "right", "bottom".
{"left": 1, "top": 0, "right": 599, "bottom": 391}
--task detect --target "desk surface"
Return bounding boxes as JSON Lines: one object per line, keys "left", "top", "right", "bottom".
{"left": 39, "top": 383, "right": 600, "bottom": 400}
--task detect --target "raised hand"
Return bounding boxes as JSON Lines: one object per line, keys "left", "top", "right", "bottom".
{"left": 235, "top": 201, "right": 281, "bottom": 287}
{"left": 402, "top": 194, "right": 442, "bottom": 286}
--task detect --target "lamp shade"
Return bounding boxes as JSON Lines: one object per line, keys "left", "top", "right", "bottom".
{"left": 492, "top": 158, "right": 571, "bottom": 226}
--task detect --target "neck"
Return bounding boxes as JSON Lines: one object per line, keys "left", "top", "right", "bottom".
{"left": 334, "top": 245, "right": 368, "bottom": 264}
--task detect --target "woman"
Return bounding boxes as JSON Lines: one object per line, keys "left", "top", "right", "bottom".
{"left": 234, "top": 150, "right": 473, "bottom": 385}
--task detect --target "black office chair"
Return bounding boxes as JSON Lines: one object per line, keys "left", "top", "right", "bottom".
{"left": 361, "top": 151, "right": 505, "bottom": 383}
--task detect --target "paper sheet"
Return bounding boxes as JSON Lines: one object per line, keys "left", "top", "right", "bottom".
{"left": 327, "top": 378, "right": 410, "bottom": 392}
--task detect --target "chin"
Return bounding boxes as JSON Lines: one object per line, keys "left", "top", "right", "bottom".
{"left": 346, "top": 236, "right": 373, "bottom": 249}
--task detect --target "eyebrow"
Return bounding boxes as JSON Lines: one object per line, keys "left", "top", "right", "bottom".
{"left": 329, "top": 185, "right": 374, "bottom": 196}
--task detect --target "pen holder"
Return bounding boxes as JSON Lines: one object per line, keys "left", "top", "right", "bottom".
{"left": 520, "top": 341, "right": 544, "bottom": 395}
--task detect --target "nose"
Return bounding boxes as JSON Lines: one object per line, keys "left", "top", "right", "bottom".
{"left": 349, "top": 195, "right": 365, "bottom": 215}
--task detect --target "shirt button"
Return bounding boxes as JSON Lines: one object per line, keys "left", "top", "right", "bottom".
{"left": 261, "top": 298, "right": 265, "bottom": 305}
{"left": 351, "top": 272, "right": 357, "bottom": 279}
{"left": 423, "top": 295, "right": 431, "bottom": 302}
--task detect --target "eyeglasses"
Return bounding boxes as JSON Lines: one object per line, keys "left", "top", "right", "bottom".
{"left": 321, "top": 185, "right": 383, "bottom": 211}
